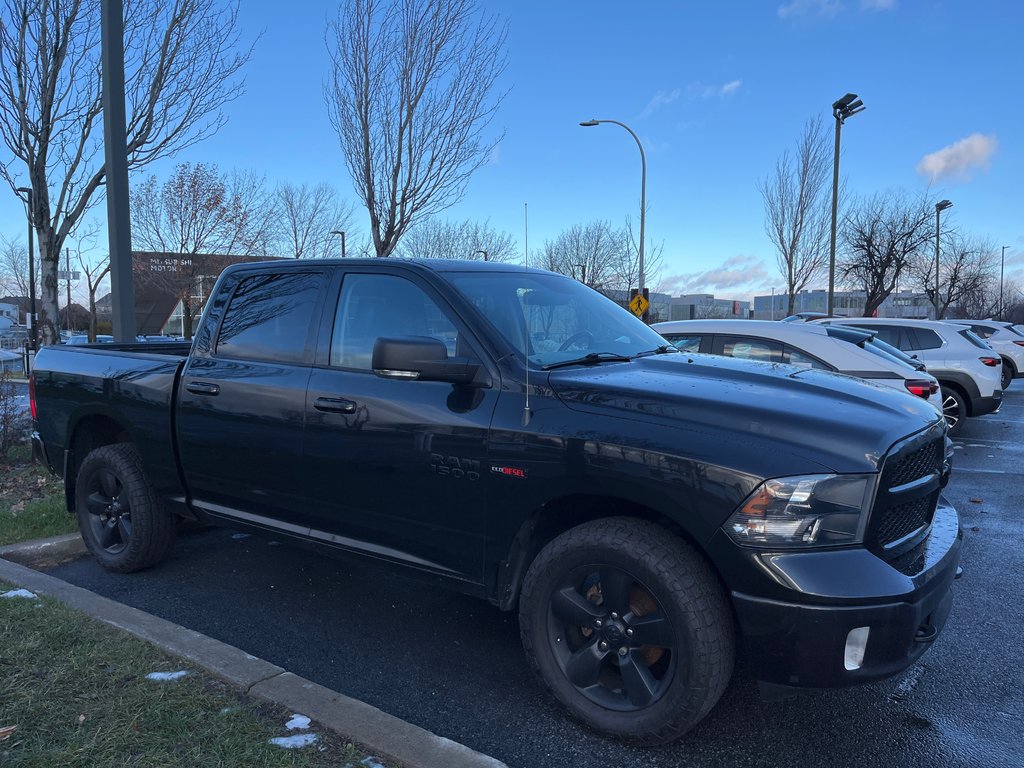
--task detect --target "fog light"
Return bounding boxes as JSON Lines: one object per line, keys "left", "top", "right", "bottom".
{"left": 844, "top": 626, "right": 870, "bottom": 670}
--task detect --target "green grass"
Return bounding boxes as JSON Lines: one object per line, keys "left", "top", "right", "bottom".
{"left": 0, "top": 443, "right": 78, "bottom": 547}
{"left": 0, "top": 580, "right": 383, "bottom": 767}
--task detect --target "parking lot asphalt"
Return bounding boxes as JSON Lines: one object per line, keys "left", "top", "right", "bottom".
{"left": 41, "top": 388, "right": 1024, "bottom": 768}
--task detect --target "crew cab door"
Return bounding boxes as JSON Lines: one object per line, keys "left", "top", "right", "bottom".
{"left": 176, "top": 269, "right": 328, "bottom": 530}
{"left": 302, "top": 269, "right": 499, "bottom": 582}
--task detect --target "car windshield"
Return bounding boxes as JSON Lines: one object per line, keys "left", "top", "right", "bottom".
{"left": 448, "top": 271, "right": 671, "bottom": 368}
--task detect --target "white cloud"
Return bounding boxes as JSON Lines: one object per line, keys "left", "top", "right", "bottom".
{"left": 915, "top": 133, "right": 997, "bottom": 182}
{"left": 777, "top": 0, "right": 843, "bottom": 19}
{"left": 660, "top": 255, "right": 771, "bottom": 295}
{"left": 861, "top": 0, "right": 896, "bottom": 10}
{"left": 637, "top": 88, "right": 682, "bottom": 120}
{"left": 687, "top": 80, "right": 743, "bottom": 100}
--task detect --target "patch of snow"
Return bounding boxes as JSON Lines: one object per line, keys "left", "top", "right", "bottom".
{"left": 1, "top": 589, "right": 38, "bottom": 599}
{"left": 145, "top": 670, "right": 190, "bottom": 681}
{"left": 270, "top": 733, "right": 318, "bottom": 749}
{"left": 360, "top": 758, "right": 386, "bottom": 768}
{"left": 285, "top": 714, "right": 311, "bottom": 730}
{"left": 220, "top": 707, "right": 238, "bottom": 715}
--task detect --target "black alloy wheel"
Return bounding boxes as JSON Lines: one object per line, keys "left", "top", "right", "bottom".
{"left": 1002, "top": 361, "right": 1013, "bottom": 391}
{"left": 941, "top": 386, "right": 966, "bottom": 436}
{"left": 519, "top": 517, "right": 734, "bottom": 744}
{"left": 75, "top": 444, "right": 177, "bottom": 572}
{"left": 547, "top": 565, "right": 676, "bottom": 711}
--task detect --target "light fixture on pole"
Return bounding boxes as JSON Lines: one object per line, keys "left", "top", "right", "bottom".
{"left": 574, "top": 263, "right": 586, "bottom": 284}
{"left": 579, "top": 118, "right": 647, "bottom": 318}
{"left": 1000, "top": 245, "right": 1008, "bottom": 319}
{"left": 474, "top": 249, "right": 489, "bottom": 261}
{"left": 15, "top": 186, "right": 37, "bottom": 351}
{"left": 330, "top": 230, "right": 346, "bottom": 258}
{"left": 827, "top": 93, "right": 866, "bottom": 316}
{"left": 934, "top": 199, "right": 953, "bottom": 319}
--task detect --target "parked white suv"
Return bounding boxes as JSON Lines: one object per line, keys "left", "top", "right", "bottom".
{"left": 944, "top": 320, "right": 1024, "bottom": 390}
{"left": 651, "top": 319, "right": 943, "bottom": 411}
{"left": 816, "top": 317, "right": 1001, "bottom": 435}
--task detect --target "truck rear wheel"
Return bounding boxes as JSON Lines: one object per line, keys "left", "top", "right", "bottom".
{"left": 518, "top": 517, "right": 734, "bottom": 744}
{"left": 75, "top": 444, "right": 176, "bottom": 573}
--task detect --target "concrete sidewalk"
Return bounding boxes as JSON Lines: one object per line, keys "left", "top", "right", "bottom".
{"left": 0, "top": 535, "right": 507, "bottom": 768}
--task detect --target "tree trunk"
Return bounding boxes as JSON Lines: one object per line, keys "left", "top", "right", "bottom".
{"left": 182, "top": 300, "right": 194, "bottom": 340}
{"left": 35, "top": 223, "right": 62, "bottom": 347}
{"left": 88, "top": 289, "right": 98, "bottom": 343}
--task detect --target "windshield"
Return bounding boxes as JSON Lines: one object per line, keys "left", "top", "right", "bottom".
{"left": 449, "top": 271, "right": 669, "bottom": 368}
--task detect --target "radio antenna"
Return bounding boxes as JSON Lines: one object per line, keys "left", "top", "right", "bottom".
{"left": 522, "top": 202, "right": 532, "bottom": 426}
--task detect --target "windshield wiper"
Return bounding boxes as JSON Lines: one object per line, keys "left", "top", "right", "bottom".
{"left": 634, "top": 344, "right": 680, "bottom": 358}
{"left": 542, "top": 352, "right": 634, "bottom": 370}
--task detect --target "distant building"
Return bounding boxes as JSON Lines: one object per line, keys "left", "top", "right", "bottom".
{"left": 97, "top": 251, "right": 285, "bottom": 336}
{"left": 752, "top": 289, "right": 938, "bottom": 320}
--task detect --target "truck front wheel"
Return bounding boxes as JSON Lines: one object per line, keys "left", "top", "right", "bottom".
{"left": 518, "top": 517, "right": 734, "bottom": 744}
{"left": 75, "top": 444, "right": 176, "bottom": 573}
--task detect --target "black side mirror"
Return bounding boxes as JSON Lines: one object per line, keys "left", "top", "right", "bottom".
{"left": 372, "top": 336, "right": 484, "bottom": 386}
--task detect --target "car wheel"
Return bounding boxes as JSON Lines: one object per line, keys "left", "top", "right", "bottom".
{"left": 1001, "top": 361, "right": 1013, "bottom": 391}
{"left": 518, "top": 517, "right": 734, "bottom": 745}
{"left": 940, "top": 387, "right": 967, "bottom": 437}
{"left": 75, "top": 444, "right": 177, "bottom": 573}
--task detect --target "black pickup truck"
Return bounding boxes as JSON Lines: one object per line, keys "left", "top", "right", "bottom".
{"left": 30, "top": 258, "right": 962, "bottom": 744}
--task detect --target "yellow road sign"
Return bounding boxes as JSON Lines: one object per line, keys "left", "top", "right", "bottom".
{"left": 629, "top": 293, "right": 649, "bottom": 317}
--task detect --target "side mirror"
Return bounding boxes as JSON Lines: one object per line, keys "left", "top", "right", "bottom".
{"left": 372, "top": 336, "right": 484, "bottom": 386}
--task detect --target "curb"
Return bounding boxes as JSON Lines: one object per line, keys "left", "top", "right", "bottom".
{"left": 0, "top": 554, "right": 508, "bottom": 768}
{"left": 0, "top": 531, "right": 86, "bottom": 566}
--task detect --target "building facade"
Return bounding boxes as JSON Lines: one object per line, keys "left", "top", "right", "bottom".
{"left": 752, "top": 289, "right": 938, "bottom": 320}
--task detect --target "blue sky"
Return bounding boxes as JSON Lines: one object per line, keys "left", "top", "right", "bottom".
{"left": 3, "top": 0, "right": 1022, "bottom": 301}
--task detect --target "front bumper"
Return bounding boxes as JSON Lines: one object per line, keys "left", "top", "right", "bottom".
{"left": 727, "top": 496, "right": 962, "bottom": 689}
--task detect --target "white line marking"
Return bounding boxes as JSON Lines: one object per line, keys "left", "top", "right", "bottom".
{"left": 953, "top": 468, "right": 1008, "bottom": 474}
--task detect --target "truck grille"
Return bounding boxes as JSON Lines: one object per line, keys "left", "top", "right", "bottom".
{"left": 870, "top": 427, "right": 944, "bottom": 554}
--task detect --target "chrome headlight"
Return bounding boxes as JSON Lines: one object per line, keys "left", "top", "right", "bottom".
{"left": 724, "top": 474, "right": 876, "bottom": 548}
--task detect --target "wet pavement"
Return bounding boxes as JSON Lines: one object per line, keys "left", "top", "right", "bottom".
{"left": 42, "top": 389, "right": 1024, "bottom": 768}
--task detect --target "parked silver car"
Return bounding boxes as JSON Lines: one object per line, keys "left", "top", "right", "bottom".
{"left": 651, "top": 319, "right": 943, "bottom": 412}
{"left": 816, "top": 317, "right": 1001, "bottom": 435}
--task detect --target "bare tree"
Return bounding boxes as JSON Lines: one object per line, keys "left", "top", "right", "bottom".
{"left": 131, "top": 162, "right": 274, "bottom": 338}
{"left": 0, "top": 0, "right": 252, "bottom": 345}
{"left": 758, "top": 117, "right": 832, "bottom": 316}
{"left": 541, "top": 221, "right": 627, "bottom": 293}
{"left": 0, "top": 233, "right": 31, "bottom": 298}
{"left": 911, "top": 234, "right": 997, "bottom": 320}
{"left": 276, "top": 181, "right": 357, "bottom": 259}
{"left": 838, "top": 191, "right": 934, "bottom": 318}
{"left": 326, "top": 0, "right": 508, "bottom": 257}
{"left": 75, "top": 248, "right": 110, "bottom": 342}
{"left": 395, "top": 217, "right": 516, "bottom": 261}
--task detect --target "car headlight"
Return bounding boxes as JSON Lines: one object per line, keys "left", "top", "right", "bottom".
{"left": 724, "top": 474, "right": 876, "bottom": 548}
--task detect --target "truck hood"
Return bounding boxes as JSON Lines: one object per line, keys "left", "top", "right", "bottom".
{"left": 547, "top": 353, "right": 944, "bottom": 475}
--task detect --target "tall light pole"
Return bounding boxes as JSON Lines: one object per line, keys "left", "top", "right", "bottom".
{"left": 14, "top": 187, "right": 36, "bottom": 351}
{"left": 827, "top": 93, "right": 865, "bottom": 316}
{"left": 1000, "top": 245, "right": 1008, "bottom": 319}
{"left": 574, "top": 263, "right": 586, "bottom": 284}
{"left": 474, "top": 249, "right": 489, "bottom": 261}
{"left": 330, "top": 230, "right": 346, "bottom": 258}
{"left": 579, "top": 119, "right": 647, "bottom": 310}
{"left": 934, "top": 199, "right": 953, "bottom": 319}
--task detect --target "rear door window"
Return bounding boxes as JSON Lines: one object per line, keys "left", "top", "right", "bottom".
{"left": 904, "top": 327, "right": 943, "bottom": 350}
{"left": 215, "top": 271, "right": 325, "bottom": 364}
{"left": 783, "top": 346, "right": 831, "bottom": 370}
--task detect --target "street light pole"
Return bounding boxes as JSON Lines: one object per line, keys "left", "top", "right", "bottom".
{"left": 934, "top": 199, "right": 953, "bottom": 319}
{"left": 827, "top": 93, "right": 865, "bottom": 317}
{"left": 330, "top": 230, "right": 346, "bottom": 258}
{"left": 1000, "top": 245, "right": 1007, "bottom": 319}
{"left": 15, "top": 187, "right": 37, "bottom": 351}
{"left": 474, "top": 249, "right": 489, "bottom": 261}
{"left": 579, "top": 118, "right": 647, "bottom": 303}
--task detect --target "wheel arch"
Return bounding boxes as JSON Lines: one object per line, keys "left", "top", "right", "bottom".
{"left": 494, "top": 494, "right": 719, "bottom": 612}
{"left": 63, "top": 414, "right": 132, "bottom": 514}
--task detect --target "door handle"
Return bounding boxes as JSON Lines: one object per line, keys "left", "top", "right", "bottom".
{"left": 185, "top": 382, "right": 220, "bottom": 396}
{"left": 314, "top": 397, "right": 357, "bottom": 414}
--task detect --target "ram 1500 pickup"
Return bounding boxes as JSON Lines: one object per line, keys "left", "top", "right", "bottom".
{"left": 31, "top": 258, "right": 961, "bottom": 744}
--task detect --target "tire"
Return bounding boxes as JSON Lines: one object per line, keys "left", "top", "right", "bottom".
{"left": 1001, "top": 361, "right": 1013, "bottom": 391}
{"left": 518, "top": 517, "right": 734, "bottom": 745}
{"left": 75, "top": 444, "right": 176, "bottom": 573}
{"left": 940, "top": 386, "right": 967, "bottom": 437}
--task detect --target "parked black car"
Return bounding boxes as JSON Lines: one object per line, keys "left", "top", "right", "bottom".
{"left": 30, "top": 259, "right": 961, "bottom": 744}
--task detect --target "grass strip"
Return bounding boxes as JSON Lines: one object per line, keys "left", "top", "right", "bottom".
{"left": 0, "top": 444, "right": 77, "bottom": 547}
{"left": 0, "top": 580, "right": 387, "bottom": 767}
